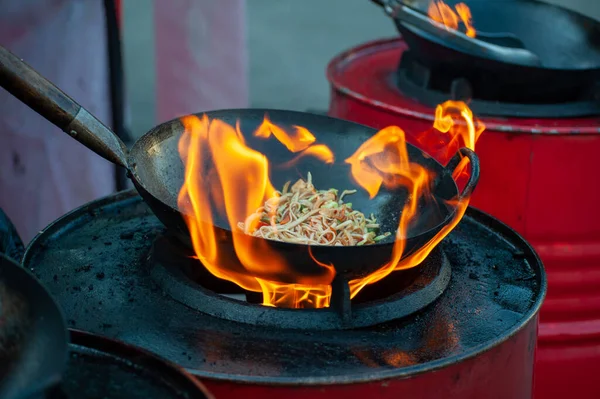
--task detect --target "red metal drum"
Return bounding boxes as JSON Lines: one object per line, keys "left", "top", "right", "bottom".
{"left": 24, "top": 191, "right": 545, "bottom": 399}
{"left": 202, "top": 320, "right": 537, "bottom": 398}
{"left": 327, "top": 38, "right": 600, "bottom": 399}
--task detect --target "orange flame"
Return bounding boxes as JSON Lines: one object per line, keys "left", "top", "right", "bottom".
{"left": 278, "top": 144, "right": 335, "bottom": 168}
{"left": 255, "top": 116, "right": 335, "bottom": 166}
{"left": 417, "top": 100, "right": 485, "bottom": 165}
{"left": 254, "top": 116, "right": 315, "bottom": 153}
{"left": 178, "top": 103, "right": 483, "bottom": 309}
{"left": 428, "top": 1, "right": 476, "bottom": 38}
{"left": 177, "top": 115, "right": 335, "bottom": 308}
{"left": 262, "top": 247, "right": 334, "bottom": 308}
{"left": 345, "top": 125, "right": 473, "bottom": 297}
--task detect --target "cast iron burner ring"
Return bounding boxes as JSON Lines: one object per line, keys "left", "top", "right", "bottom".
{"left": 148, "top": 235, "right": 451, "bottom": 330}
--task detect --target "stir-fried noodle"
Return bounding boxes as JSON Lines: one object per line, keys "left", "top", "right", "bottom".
{"left": 238, "top": 172, "right": 391, "bottom": 246}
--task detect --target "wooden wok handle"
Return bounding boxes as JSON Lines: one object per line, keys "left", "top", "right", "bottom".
{"left": 446, "top": 148, "right": 480, "bottom": 201}
{"left": 0, "top": 46, "right": 128, "bottom": 168}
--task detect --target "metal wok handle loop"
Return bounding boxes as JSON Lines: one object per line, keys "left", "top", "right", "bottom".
{"left": 0, "top": 46, "right": 129, "bottom": 168}
{"left": 445, "top": 147, "right": 480, "bottom": 202}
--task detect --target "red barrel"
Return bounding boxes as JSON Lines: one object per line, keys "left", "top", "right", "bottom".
{"left": 327, "top": 38, "right": 600, "bottom": 399}
{"left": 23, "top": 191, "right": 545, "bottom": 399}
{"left": 203, "top": 320, "right": 537, "bottom": 399}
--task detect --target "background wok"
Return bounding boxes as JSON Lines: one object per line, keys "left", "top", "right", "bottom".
{"left": 371, "top": 0, "right": 600, "bottom": 95}
{"left": 0, "top": 209, "right": 68, "bottom": 399}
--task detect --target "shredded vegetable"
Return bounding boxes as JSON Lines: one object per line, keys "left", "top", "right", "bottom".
{"left": 238, "top": 172, "right": 391, "bottom": 246}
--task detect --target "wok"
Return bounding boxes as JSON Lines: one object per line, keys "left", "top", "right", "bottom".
{"left": 372, "top": 0, "right": 600, "bottom": 89}
{"left": 0, "top": 207, "right": 210, "bottom": 399}
{"left": 0, "top": 243, "right": 68, "bottom": 399}
{"left": 63, "top": 330, "right": 213, "bottom": 398}
{"left": 0, "top": 46, "right": 479, "bottom": 282}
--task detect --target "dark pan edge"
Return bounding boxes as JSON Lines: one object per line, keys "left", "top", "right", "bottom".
{"left": 68, "top": 329, "right": 214, "bottom": 398}
{"left": 0, "top": 254, "right": 69, "bottom": 399}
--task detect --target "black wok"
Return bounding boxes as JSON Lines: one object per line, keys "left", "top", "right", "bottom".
{"left": 372, "top": 0, "right": 600, "bottom": 90}
{"left": 0, "top": 217, "right": 68, "bottom": 399}
{"left": 0, "top": 46, "right": 479, "bottom": 282}
{"left": 62, "top": 329, "right": 214, "bottom": 398}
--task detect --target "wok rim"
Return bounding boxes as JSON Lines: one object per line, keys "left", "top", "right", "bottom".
{"left": 399, "top": 23, "right": 600, "bottom": 73}
{"left": 67, "top": 329, "right": 214, "bottom": 399}
{"left": 397, "top": 0, "right": 600, "bottom": 72}
{"left": 128, "top": 108, "right": 461, "bottom": 248}
{"left": 0, "top": 253, "right": 69, "bottom": 399}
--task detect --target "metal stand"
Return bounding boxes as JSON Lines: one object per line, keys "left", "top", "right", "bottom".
{"left": 104, "top": 0, "right": 132, "bottom": 192}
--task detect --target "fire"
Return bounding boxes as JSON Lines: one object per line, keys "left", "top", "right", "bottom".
{"left": 346, "top": 101, "right": 482, "bottom": 296}
{"left": 254, "top": 116, "right": 316, "bottom": 153}
{"left": 256, "top": 115, "right": 335, "bottom": 167}
{"left": 177, "top": 115, "right": 335, "bottom": 309}
{"left": 345, "top": 129, "right": 472, "bottom": 297}
{"left": 262, "top": 247, "right": 334, "bottom": 308}
{"left": 428, "top": 1, "right": 476, "bottom": 38}
{"left": 177, "top": 101, "right": 482, "bottom": 309}
{"left": 417, "top": 100, "right": 485, "bottom": 165}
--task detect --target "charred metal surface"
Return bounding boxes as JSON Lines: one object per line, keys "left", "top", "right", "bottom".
{"left": 24, "top": 190, "right": 546, "bottom": 385}
{"left": 149, "top": 235, "right": 450, "bottom": 330}
{"left": 330, "top": 275, "right": 352, "bottom": 326}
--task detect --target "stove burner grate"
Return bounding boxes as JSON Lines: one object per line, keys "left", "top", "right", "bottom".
{"left": 148, "top": 236, "right": 451, "bottom": 330}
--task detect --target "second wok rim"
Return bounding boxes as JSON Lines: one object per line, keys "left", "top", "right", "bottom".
{"left": 395, "top": 0, "right": 600, "bottom": 73}
{"left": 127, "top": 108, "right": 461, "bottom": 247}
{"left": 400, "top": 23, "right": 600, "bottom": 73}
{"left": 0, "top": 253, "right": 69, "bottom": 399}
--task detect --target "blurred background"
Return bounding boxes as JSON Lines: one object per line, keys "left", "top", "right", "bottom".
{"left": 1, "top": 0, "right": 599, "bottom": 242}
{"left": 123, "top": 0, "right": 600, "bottom": 139}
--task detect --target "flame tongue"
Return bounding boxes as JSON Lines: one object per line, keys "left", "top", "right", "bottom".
{"left": 347, "top": 101, "right": 480, "bottom": 295}
{"left": 428, "top": 1, "right": 476, "bottom": 38}
{"left": 178, "top": 115, "right": 335, "bottom": 308}
{"left": 177, "top": 102, "right": 483, "bottom": 309}
{"left": 417, "top": 100, "right": 485, "bottom": 165}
